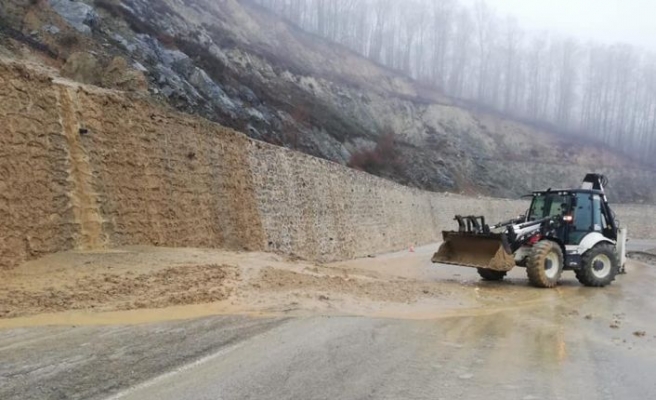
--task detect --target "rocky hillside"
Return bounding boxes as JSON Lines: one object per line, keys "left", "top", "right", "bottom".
{"left": 1, "top": 0, "right": 654, "bottom": 202}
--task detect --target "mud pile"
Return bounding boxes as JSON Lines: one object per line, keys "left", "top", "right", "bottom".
{"left": 256, "top": 267, "right": 444, "bottom": 304}
{"left": 1, "top": 264, "right": 237, "bottom": 318}
{"left": 0, "top": 245, "right": 589, "bottom": 325}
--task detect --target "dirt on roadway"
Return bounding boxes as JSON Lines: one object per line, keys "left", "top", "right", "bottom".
{"left": 1, "top": 244, "right": 651, "bottom": 329}
{"left": 0, "top": 245, "right": 463, "bottom": 326}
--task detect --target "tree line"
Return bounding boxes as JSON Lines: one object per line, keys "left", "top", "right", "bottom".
{"left": 252, "top": 0, "right": 656, "bottom": 164}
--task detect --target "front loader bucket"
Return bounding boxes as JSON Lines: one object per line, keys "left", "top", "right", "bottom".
{"left": 432, "top": 231, "right": 515, "bottom": 272}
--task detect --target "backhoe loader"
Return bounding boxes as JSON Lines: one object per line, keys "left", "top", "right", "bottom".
{"left": 432, "top": 174, "right": 627, "bottom": 288}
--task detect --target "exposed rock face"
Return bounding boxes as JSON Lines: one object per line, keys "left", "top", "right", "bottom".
{"left": 47, "top": 0, "right": 98, "bottom": 34}
{"left": 61, "top": 53, "right": 147, "bottom": 91}
{"left": 102, "top": 56, "right": 147, "bottom": 92}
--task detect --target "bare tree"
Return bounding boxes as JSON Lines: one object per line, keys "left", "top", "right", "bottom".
{"left": 502, "top": 16, "right": 521, "bottom": 112}
{"left": 554, "top": 38, "right": 579, "bottom": 128}
{"left": 430, "top": 0, "right": 456, "bottom": 88}
{"left": 473, "top": 0, "right": 497, "bottom": 102}
{"left": 449, "top": 7, "right": 474, "bottom": 98}
{"left": 255, "top": 0, "right": 656, "bottom": 165}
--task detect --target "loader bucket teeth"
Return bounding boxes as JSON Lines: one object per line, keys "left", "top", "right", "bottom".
{"left": 432, "top": 232, "right": 515, "bottom": 272}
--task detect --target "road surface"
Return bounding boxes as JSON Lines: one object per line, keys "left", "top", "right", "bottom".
{"left": 626, "top": 239, "right": 656, "bottom": 253}
{"left": 1, "top": 243, "right": 655, "bottom": 400}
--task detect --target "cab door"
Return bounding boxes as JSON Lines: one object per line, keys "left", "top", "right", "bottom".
{"left": 569, "top": 193, "right": 594, "bottom": 245}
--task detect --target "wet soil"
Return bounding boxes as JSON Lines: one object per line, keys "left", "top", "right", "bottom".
{"left": 2, "top": 244, "right": 651, "bottom": 329}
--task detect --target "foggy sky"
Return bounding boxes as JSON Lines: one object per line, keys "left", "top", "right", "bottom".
{"left": 467, "top": 0, "right": 656, "bottom": 51}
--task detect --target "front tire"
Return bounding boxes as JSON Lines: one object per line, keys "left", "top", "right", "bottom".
{"left": 477, "top": 268, "right": 507, "bottom": 281}
{"left": 526, "top": 240, "right": 564, "bottom": 288}
{"left": 576, "top": 243, "right": 619, "bottom": 287}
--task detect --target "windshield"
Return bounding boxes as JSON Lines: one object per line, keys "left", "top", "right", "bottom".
{"left": 529, "top": 193, "right": 572, "bottom": 220}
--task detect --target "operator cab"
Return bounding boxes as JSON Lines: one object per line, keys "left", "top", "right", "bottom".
{"left": 527, "top": 189, "right": 618, "bottom": 245}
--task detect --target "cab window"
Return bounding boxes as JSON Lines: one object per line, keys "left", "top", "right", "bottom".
{"left": 529, "top": 194, "right": 569, "bottom": 220}
{"left": 592, "top": 195, "right": 602, "bottom": 232}
{"left": 569, "top": 193, "right": 593, "bottom": 244}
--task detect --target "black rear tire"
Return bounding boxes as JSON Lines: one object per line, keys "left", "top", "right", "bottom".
{"left": 477, "top": 268, "right": 507, "bottom": 281}
{"left": 576, "top": 243, "right": 619, "bottom": 287}
{"left": 526, "top": 240, "right": 564, "bottom": 288}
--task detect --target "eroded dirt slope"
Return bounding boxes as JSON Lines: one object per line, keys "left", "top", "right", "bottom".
{"left": 1, "top": 0, "right": 654, "bottom": 201}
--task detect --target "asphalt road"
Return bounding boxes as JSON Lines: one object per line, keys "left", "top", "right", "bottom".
{"left": 1, "top": 244, "right": 655, "bottom": 400}
{"left": 626, "top": 238, "right": 656, "bottom": 253}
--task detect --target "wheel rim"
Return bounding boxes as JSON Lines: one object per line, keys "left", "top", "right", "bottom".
{"left": 544, "top": 252, "right": 561, "bottom": 279}
{"left": 591, "top": 254, "right": 612, "bottom": 278}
